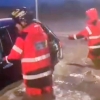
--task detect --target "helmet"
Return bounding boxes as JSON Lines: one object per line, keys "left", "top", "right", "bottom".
{"left": 86, "top": 8, "right": 98, "bottom": 23}
{"left": 11, "top": 7, "right": 34, "bottom": 25}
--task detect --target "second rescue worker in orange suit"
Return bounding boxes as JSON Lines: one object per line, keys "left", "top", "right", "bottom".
{"left": 68, "top": 8, "right": 100, "bottom": 70}
{"left": 3, "top": 7, "right": 54, "bottom": 98}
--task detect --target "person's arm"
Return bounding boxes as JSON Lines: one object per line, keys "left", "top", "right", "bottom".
{"left": 4, "top": 37, "right": 24, "bottom": 63}
{"left": 68, "top": 26, "right": 91, "bottom": 40}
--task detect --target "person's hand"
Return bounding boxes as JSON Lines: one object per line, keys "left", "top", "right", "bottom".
{"left": 2, "top": 57, "right": 13, "bottom": 69}
{"left": 68, "top": 35, "right": 74, "bottom": 40}
{"left": 3, "top": 62, "right": 13, "bottom": 69}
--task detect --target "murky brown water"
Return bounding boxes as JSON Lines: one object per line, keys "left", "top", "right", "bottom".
{"left": 0, "top": 37, "right": 100, "bottom": 100}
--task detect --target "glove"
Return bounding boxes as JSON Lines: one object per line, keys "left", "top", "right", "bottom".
{"left": 68, "top": 35, "right": 74, "bottom": 40}
{"left": 2, "top": 57, "right": 13, "bottom": 69}
{"left": 3, "top": 62, "right": 13, "bottom": 69}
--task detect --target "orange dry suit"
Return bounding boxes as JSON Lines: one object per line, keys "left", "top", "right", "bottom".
{"left": 4, "top": 23, "right": 53, "bottom": 96}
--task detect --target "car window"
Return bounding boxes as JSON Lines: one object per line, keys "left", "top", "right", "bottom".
{"left": 0, "top": 28, "right": 14, "bottom": 56}
{"left": 6, "top": 26, "right": 18, "bottom": 44}
{"left": 40, "top": 23, "right": 59, "bottom": 42}
{"left": 0, "top": 38, "right": 3, "bottom": 60}
{"left": 33, "top": 20, "right": 58, "bottom": 39}
{"left": 40, "top": 24, "right": 52, "bottom": 34}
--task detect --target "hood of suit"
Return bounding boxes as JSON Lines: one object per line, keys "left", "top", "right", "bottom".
{"left": 86, "top": 8, "right": 98, "bottom": 24}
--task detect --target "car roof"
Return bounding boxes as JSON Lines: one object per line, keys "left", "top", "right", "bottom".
{"left": 0, "top": 18, "right": 15, "bottom": 28}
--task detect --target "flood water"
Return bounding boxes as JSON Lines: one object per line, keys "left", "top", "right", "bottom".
{"left": 0, "top": 37, "right": 100, "bottom": 100}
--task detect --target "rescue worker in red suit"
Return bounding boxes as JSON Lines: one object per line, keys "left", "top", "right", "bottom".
{"left": 68, "top": 8, "right": 100, "bottom": 70}
{"left": 3, "top": 7, "right": 54, "bottom": 98}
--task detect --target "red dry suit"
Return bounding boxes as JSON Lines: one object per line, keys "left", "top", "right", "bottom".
{"left": 68, "top": 8, "right": 100, "bottom": 60}
{"left": 4, "top": 23, "right": 53, "bottom": 96}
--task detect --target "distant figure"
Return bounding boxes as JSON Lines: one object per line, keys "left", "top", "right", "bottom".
{"left": 68, "top": 8, "right": 100, "bottom": 70}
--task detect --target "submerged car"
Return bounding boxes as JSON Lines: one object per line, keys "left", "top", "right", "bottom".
{"left": 0, "top": 18, "right": 63, "bottom": 90}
